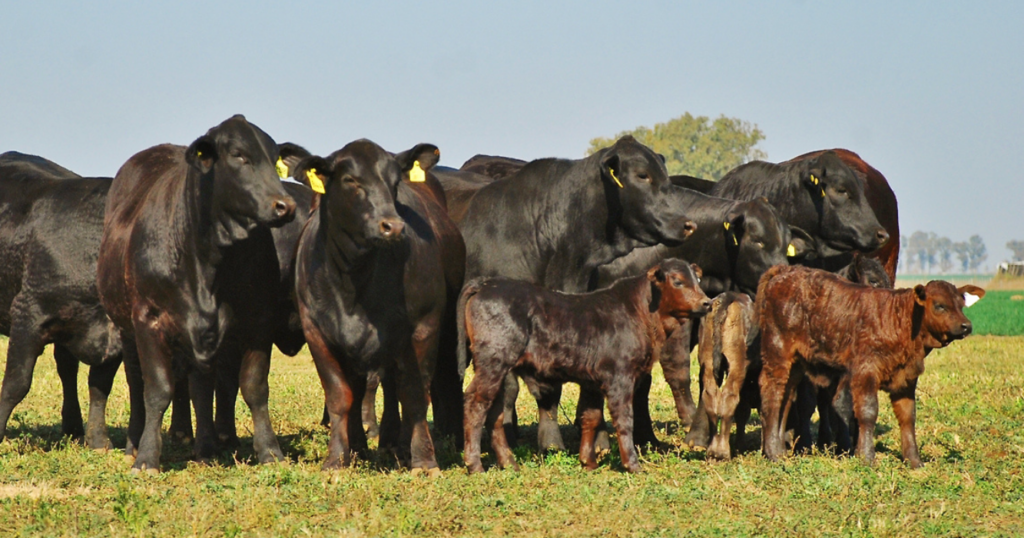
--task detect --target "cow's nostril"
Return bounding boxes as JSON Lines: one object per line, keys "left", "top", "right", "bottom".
{"left": 380, "top": 219, "right": 404, "bottom": 238}
{"left": 701, "top": 300, "right": 712, "bottom": 310}
{"left": 962, "top": 322, "right": 972, "bottom": 334}
{"left": 876, "top": 229, "right": 890, "bottom": 245}
{"left": 683, "top": 221, "right": 698, "bottom": 237}
{"left": 272, "top": 198, "right": 295, "bottom": 218}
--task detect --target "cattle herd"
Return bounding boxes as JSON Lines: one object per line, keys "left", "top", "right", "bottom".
{"left": 0, "top": 114, "right": 984, "bottom": 476}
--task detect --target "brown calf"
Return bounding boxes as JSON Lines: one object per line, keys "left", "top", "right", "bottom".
{"left": 459, "top": 259, "right": 710, "bottom": 473}
{"left": 756, "top": 265, "right": 984, "bottom": 467}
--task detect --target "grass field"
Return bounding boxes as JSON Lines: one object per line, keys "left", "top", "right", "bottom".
{"left": 963, "top": 291, "right": 1024, "bottom": 336}
{"left": 2, "top": 336, "right": 1024, "bottom": 537}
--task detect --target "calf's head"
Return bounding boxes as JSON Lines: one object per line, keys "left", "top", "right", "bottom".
{"left": 914, "top": 281, "right": 985, "bottom": 347}
{"left": 647, "top": 259, "right": 711, "bottom": 320}
{"left": 185, "top": 115, "right": 296, "bottom": 238}
{"left": 293, "top": 139, "right": 405, "bottom": 248}
{"left": 838, "top": 252, "right": 893, "bottom": 289}
{"left": 599, "top": 136, "right": 697, "bottom": 247}
{"left": 802, "top": 151, "right": 888, "bottom": 255}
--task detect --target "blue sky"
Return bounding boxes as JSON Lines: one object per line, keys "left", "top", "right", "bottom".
{"left": 2, "top": 1, "right": 1021, "bottom": 267}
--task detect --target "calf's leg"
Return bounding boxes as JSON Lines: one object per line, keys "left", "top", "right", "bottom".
{"left": 851, "top": 375, "right": 880, "bottom": 466}
{"left": 239, "top": 346, "right": 284, "bottom": 463}
{"left": 577, "top": 389, "right": 604, "bottom": 470}
{"left": 361, "top": 370, "right": 380, "bottom": 439}
{"left": 463, "top": 366, "right": 508, "bottom": 473}
{"left": 890, "top": 380, "right": 922, "bottom": 468}
{"left": 660, "top": 320, "right": 697, "bottom": 426}
{"left": 606, "top": 380, "right": 640, "bottom": 473}
{"left": 525, "top": 375, "right": 566, "bottom": 452}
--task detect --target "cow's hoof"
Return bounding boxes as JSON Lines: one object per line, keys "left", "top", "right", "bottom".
{"left": 594, "top": 431, "right": 611, "bottom": 454}
{"left": 465, "top": 463, "right": 485, "bottom": 474}
{"left": 259, "top": 450, "right": 285, "bottom": 465}
{"left": 537, "top": 424, "right": 566, "bottom": 453}
{"left": 410, "top": 467, "right": 442, "bottom": 478}
{"left": 322, "top": 458, "right": 345, "bottom": 471}
{"left": 86, "top": 434, "right": 113, "bottom": 451}
{"left": 131, "top": 463, "right": 160, "bottom": 475}
{"left": 364, "top": 424, "right": 380, "bottom": 439}
{"left": 169, "top": 430, "right": 193, "bottom": 444}
{"left": 217, "top": 434, "right": 241, "bottom": 450}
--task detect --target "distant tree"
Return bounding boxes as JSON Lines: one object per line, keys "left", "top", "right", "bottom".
{"left": 953, "top": 241, "right": 971, "bottom": 273}
{"left": 1007, "top": 240, "right": 1024, "bottom": 262}
{"left": 587, "top": 113, "right": 767, "bottom": 180}
{"left": 898, "top": 234, "right": 908, "bottom": 273}
{"left": 935, "top": 236, "right": 954, "bottom": 273}
{"left": 908, "top": 231, "right": 932, "bottom": 274}
{"left": 967, "top": 234, "right": 987, "bottom": 273}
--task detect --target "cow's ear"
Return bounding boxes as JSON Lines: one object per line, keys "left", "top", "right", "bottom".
{"left": 395, "top": 143, "right": 440, "bottom": 183}
{"left": 646, "top": 264, "right": 665, "bottom": 282}
{"left": 690, "top": 263, "right": 703, "bottom": 281}
{"left": 656, "top": 152, "right": 667, "bottom": 165}
{"left": 914, "top": 284, "right": 928, "bottom": 306}
{"left": 291, "top": 155, "right": 331, "bottom": 194}
{"left": 277, "top": 142, "right": 312, "bottom": 179}
{"left": 958, "top": 285, "right": 986, "bottom": 307}
{"left": 186, "top": 135, "right": 217, "bottom": 174}
{"left": 787, "top": 226, "right": 815, "bottom": 259}
{"left": 600, "top": 150, "right": 624, "bottom": 189}
{"left": 724, "top": 211, "right": 745, "bottom": 246}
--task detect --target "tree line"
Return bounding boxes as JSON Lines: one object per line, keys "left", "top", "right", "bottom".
{"left": 899, "top": 233, "right": 988, "bottom": 275}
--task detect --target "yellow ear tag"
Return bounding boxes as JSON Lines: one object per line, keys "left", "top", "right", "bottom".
{"left": 409, "top": 160, "right": 426, "bottom": 183}
{"left": 196, "top": 150, "right": 202, "bottom": 157}
{"left": 787, "top": 244, "right": 797, "bottom": 257}
{"left": 810, "top": 174, "right": 819, "bottom": 185}
{"left": 609, "top": 168, "right": 624, "bottom": 189}
{"left": 821, "top": 188, "right": 826, "bottom": 198}
{"left": 276, "top": 157, "right": 289, "bottom": 179}
{"left": 723, "top": 222, "right": 738, "bottom": 245}
{"left": 306, "top": 168, "right": 326, "bottom": 194}
{"left": 723, "top": 222, "right": 730, "bottom": 230}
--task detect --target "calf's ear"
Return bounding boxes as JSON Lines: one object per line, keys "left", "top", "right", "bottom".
{"left": 646, "top": 265, "right": 665, "bottom": 282}
{"left": 186, "top": 135, "right": 217, "bottom": 174}
{"left": 690, "top": 263, "right": 703, "bottom": 281}
{"left": 958, "top": 285, "right": 986, "bottom": 306}
{"left": 914, "top": 284, "right": 928, "bottom": 306}
{"left": 290, "top": 156, "right": 331, "bottom": 194}
{"left": 395, "top": 144, "right": 441, "bottom": 183}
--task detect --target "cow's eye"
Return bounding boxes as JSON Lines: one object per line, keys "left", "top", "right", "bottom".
{"left": 638, "top": 173, "right": 651, "bottom": 183}
{"left": 935, "top": 304, "right": 946, "bottom": 312}
{"left": 835, "top": 188, "right": 848, "bottom": 196}
{"left": 755, "top": 241, "right": 765, "bottom": 249}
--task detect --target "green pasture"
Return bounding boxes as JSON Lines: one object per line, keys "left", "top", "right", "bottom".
{"left": 963, "top": 290, "right": 1024, "bottom": 336}
{"left": 1, "top": 336, "right": 1023, "bottom": 537}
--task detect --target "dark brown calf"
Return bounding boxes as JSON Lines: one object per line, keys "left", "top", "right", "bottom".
{"left": 756, "top": 265, "right": 984, "bottom": 467}
{"left": 459, "top": 259, "right": 710, "bottom": 473}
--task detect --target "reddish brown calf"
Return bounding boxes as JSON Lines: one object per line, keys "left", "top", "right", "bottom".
{"left": 756, "top": 265, "right": 984, "bottom": 467}
{"left": 459, "top": 259, "right": 710, "bottom": 473}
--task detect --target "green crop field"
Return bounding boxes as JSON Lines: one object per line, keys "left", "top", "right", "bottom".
{"left": 964, "top": 291, "right": 1024, "bottom": 336}
{"left": 2, "top": 336, "right": 1024, "bottom": 537}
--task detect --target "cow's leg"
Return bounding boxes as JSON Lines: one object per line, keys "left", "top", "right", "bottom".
{"left": 84, "top": 356, "right": 120, "bottom": 450}
{"left": 660, "top": 320, "right": 697, "bottom": 426}
{"left": 130, "top": 322, "right": 175, "bottom": 473}
{"left": 577, "top": 388, "right": 604, "bottom": 470}
{"left": 890, "top": 379, "right": 922, "bottom": 468}
{"left": 631, "top": 373, "right": 661, "bottom": 449}
{"left": 500, "top": 373, "right": 519, "bottom": 445}
{"left": 851, "top": 374, "right": 880, "bottom": 466}
{"left": 239, "top": 345, "right": 284, "bottom": 463}
{"left": 816, "top": 382, "right": 836, "bottom": 451}
{"left": 346, "top": 369, "right": 369, "bottom": 459}
{"left": 525, "top": 375, "right": 565, "bottom": 452}
{"left": 306, "top": 329, "right": 355, "bottom": 470}
{"left": 399, "top": 322, "right": 441, "bottom": 473}
{"left": 189, "top": 368, "right": 217, "bottom": 461}
{"left": 378, "top": 366, "right": 401, "bottom": 452}
{"left": 168, "top": 368, "right": 193, "bottom": 442}
{"left": 361, "top": 370, "right": 380, "bottom": 439}
{"left": 214, "top": 362, "right": 240, "bottom": 450}
{"left": 0, "top": 312, "right": 45, "bottom": 441}
{"left": 789, "top": 379, "right": 815, "bottom": 453}
{"left": 121, "top": 336, "right": 144, "bottom": 457}
{"left": 53, "top": 345, "right": 85, "bottom": 439}
{"left": 606, "top": 380, "right": 640, "bottom": 473}
{"left": 430, "top": 315, "right": 464, "bottom": 448}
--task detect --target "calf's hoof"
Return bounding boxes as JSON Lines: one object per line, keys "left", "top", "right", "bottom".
{"left": 684, "top": 428, "right": 710, "bottom": 449}
{"left": 537, "top": 425, "right": 566, "bottom": 452}
{"left": 364, "top": 423, "right": 380, "bottom": 439}
{"left": 217, "top": 433, "right": 241, "bottom": 450}
{"left": 85, "top": 433, "right": 113, "bottom": 451}
{"left": 131, "top": 461, "right": 160, "bottom": 475}
{"left": 258, "top": 447, "right": 286, "bottom": 464}
{"left": 593, "top": 430, "right": 611, "bottom": 454}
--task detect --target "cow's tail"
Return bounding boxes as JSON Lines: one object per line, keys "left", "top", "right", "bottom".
{"left": 456, "top": 278, "right": 487, "bottom": 379}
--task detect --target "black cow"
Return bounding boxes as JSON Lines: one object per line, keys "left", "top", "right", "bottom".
{"left": 710, "top": 151, "right": 888, "bottom": 258}
{"left": 97, "top": 115, "right": 297, "bottom": 472}
{"left": 431, "top": 167, "right": 497, "bottom": 225}
{"left": 594, "top": 193, "right": 812, "bottom": 444}
{"left": 0, "top": 153, "right": 122, "bottom": 449}
{"left": 293, "top": 140, "right": 458, "bottom": 473}
{"left": 458, "top": 135, "right": 698, "bottom": 451}
{"left": 459, "top": 154, "right": 527, "bottom": 180}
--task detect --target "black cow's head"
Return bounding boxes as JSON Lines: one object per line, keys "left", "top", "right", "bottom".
{"left": 598, "top": 136, "right": 697, "bottom": 246}
{"left": 723, "top": 198, "right": 813, "bottom": 295}
{"left": 292, "top": 139, "right": 405, "bottom": 249}
{"left": 801, "top": 151, "right": 888, "bottom": 256}
{"left": 914, "top": 281, "right": 985, "bottom": 348}
{"left": 185, "top": 115, "right": 296, "bottom": 243}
